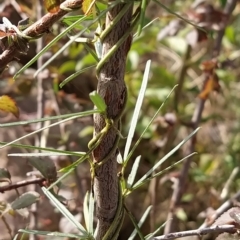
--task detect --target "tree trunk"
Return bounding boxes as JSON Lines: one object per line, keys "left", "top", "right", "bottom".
{"left": 93, "top": 2, "right": 133, "bottom": 239}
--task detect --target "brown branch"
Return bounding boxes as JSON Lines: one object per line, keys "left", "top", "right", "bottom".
{"left": 153, "top": 225, "right": 236, "bottom": 240}
{"left": 174, "top": 44, "right": 192, "bottom": 113}
{"left": 164, "top": 0, "right": 237, "bottom": 234}
{"left": 199, "top": 190, "right": 240, "bottom": 228}
{"left": 0, "top": 178, "right": 45, "bottom": 193}
{"left": 93, "top": 3, "right": 133, "bottom": 240}
{"left": 0, "top": 0, "right": 83, "bottom": 73}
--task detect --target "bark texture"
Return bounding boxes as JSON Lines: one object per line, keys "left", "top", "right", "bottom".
{"left": 93, "top": 2, "right": 133, "bottom": 239}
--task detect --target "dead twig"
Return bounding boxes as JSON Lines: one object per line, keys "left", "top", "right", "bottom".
{"left": 0, "top": 0, "right": 82, "bottom": 73}
{"left": 199, "top": 190, "right": 240, "bottom": 229}
{"left": 0, "top": 178, "right": 45, "bottom": 193}
{"left": 153, "top": 224, "right": 236, "bottom": 240}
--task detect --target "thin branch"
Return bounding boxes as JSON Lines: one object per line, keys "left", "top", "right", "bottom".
{"left": 164, "top": 0, "right": 238, "bottom": 234}
{"left": 29, "top": 1, "right": 45, "bottom": 239}
{"left": 0, "top": 0, "right": 82, "bottom": 73}
{"left": 152, "top": 224, "right": 236, "bottom": 240}
{"left": 174, "top": 44, "right": 192, "bottom": 113}
{"left": 0, "top": 178, "right": 45, "bottom": 193}
{"left": 199, "top": 190, "right": 240, "bottom": 229}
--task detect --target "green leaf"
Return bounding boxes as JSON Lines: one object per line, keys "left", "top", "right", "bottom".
{"left": 0, "top": 109, "right": 99, "bottom": 128}
{"left": 219, "top": 0, "right": 227, "bottom": 7}
{"left": 127, "top": 156, "right": 141, "bottom": 188}
{"left": 28, "top": 158, "right": 57, "bottom": 184}
{"left": 145, "top": 221, "right": 168, "bottom": 240}
{"left": 124, "top": 85, "right": 178, "bottom": 165}
{"left": 133, "top": 129, "right": 199, "bottom": 189}
{"left": 83, "top": 191, "right": 94, "bottom": 234}
{"left": 61, "top": 15, "right": 93, "bottom": 27}
{"left": 137, "top": 0, "right": 148, "bottom": 36}
{"left": 128, "top": 206, "right": 152, "bottom": 240}
{"left": 124, "top": 60, "right": 151, "bottom": 160}
{"left": 0, "top": 168, "right": 11, "bottom": 183}
{"left": 11, "top": 191, "right": 40, "bottom": 209}
{"left": 19, "top": 229, "right": 88, "bottom": 239}
{"left": 8, "top": 152, "right": 85, "bottom": 157}
{"left": 0, "top": 114, "right": 90, "bottom": 150}
{"left": 0, "top": 141, "right": 85, "bottom": 157}
{"left": 59, "top": 65, "right": 96, "bottom": 88}
{"left": 89, "top": 91, "right": 107, "bottom": 113}
{"left": 42, "top": 187, "right": 89, "bottom": 236}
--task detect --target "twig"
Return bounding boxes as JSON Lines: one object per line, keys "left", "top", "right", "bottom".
{"left": 199, "top": 190, "right": 240, "bottom": 229}
{"left": 221, "top": 167, "right": 239, "bottom": 200}
{"left": 152, "top": 224, "right": 236, "bottom": 240}
{"left": 29, "top": 2, "right": 45, "bottom": 239}
{"left": 174, "top": 44, "right": 192, "bottom": 113}
{"left": 0, "top": 0, "right": 82, "bottom": 73}
{"left": 164, "top": 0, "right": 237, "bottom": 234}
{"left": 0, "top": 178, "right": 45, "bottom": 193}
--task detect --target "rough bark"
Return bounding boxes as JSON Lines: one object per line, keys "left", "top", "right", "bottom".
{"left": 93, "top": 2, "right": 133, "bottom": 239}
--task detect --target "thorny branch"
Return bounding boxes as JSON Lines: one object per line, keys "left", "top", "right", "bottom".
{"left": 0, "top": 0, "right": 82, "bottom": 73}
{"left": 164, "top": 0, "right": 238, "bottom": 234}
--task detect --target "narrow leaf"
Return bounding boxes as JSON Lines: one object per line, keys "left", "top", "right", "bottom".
{"left": 59, "top": 65, "right": 96, "bottom": 88}
{"left": 125, "top": 85, "right": 178, "bottom": 165}
{"left": 145, "top": 221, "right": 168, "bottom": 240}
{"left": 88, "top": 191, "right": 94, "bottom": 234}
{"left": 83, "top": 192, "right": 90, "bottom": 232}
{"left": 133, "top": 128, "right": 200, "bottom": 188}
{"left": 8, "top": 152, "right": 85, "bottom": 157}
{"left": 0, "top": 109, "right": 99, "bottom": 128}
{"left": 137, "top": 0, "right": 148, "bottom": 36}
{"left": 0, "top": 141, "right": 85, "bottom": 157}
{"left": 42, "top": 187, "right": 88, "bottom": 235}
{"left": 0, "top": 115, "right": 81, "bottom": 149}
{"left": 128, "top": 206, "right": 152, "bottom": 240}
{"left": 19, "top": 229, "right": 86, "bottom": 238}
{"left": 127, "top": 156, "right": 141, "bottom": 188}
{"left": 124, "top": 60, "right": 151, "bottom": 160}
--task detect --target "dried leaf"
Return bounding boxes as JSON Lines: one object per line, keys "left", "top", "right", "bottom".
{"left": 186, "top": 29, "right": 208, "bottom": 47}
{"left": 187, "top": 3, "right": 227, "bottom": 31}
{"left": 82, "top": 0, "right": 96, "bottom": 16}
{"left": 44, "top": 0, "right": 60, "bottom": 13}
{"left": 201, "top": 60, "right": 217, "bottom": 72}
{"left": 0, "top": 95, "right": 19, "bottom": 118}
{"left": 198, "top": 73, "right": 220, "bottom": 100}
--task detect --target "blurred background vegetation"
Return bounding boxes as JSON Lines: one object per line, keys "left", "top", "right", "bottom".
{"left": 0, "top": 0, "right": 240, "bottom": 239}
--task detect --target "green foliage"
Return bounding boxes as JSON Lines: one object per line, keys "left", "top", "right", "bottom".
{"left": 1, "top": 0, "right": 240, "bottom": 239}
